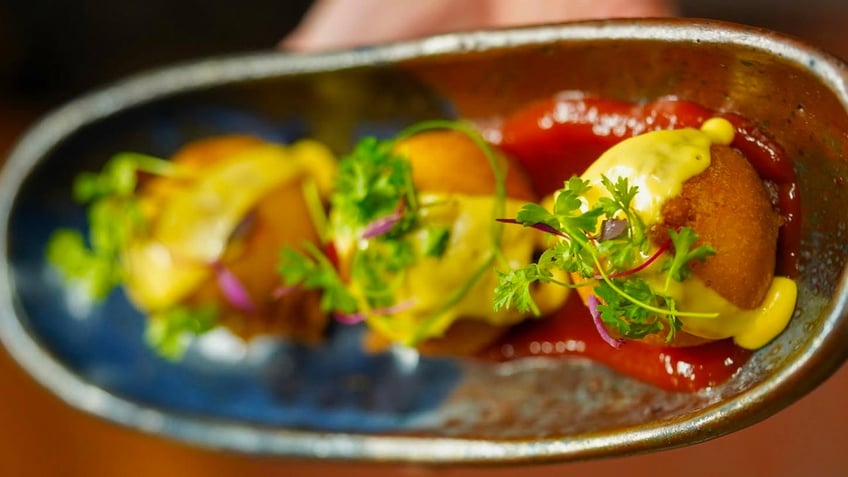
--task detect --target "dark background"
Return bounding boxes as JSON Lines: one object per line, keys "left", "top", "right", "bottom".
{"left": 0, "top": 0, "right": 312, "bottom": 106}
{"left": 1, "top": 1, "right": 847, "bottom": 476}
{"left": 2, "top": 0, "right": 848, "bottom": 105}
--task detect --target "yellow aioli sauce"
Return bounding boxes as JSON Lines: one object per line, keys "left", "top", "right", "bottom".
{"left": 579, "top": 117, "right": 796, "bottom": 349}
{"left": 123, "top": 140, "right": 336, "bottom": 311}
{"left": 334, "top": 193, "right": 567, "bottom": 347}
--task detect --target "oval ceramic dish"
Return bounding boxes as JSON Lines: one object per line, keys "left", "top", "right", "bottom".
{"left": 1, "top": 19, "right": 848, "bottom": 464}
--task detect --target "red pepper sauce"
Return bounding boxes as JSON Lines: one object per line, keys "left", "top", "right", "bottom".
{"left": 481, "top": 294, "right": 752, "bottom": 393}
{"left": 484, "top": 93, "right": 799, "bottom": 392}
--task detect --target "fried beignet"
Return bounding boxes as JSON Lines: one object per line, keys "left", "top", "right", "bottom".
{"left": 498, "top": 117, "right": 797, "bottom": 349}
{"left": 48, "top": 135, "right": 337, "bottom": 357}
{"left": 372, "top": 130, "right": 562, "bottom": 354}
{"left": 656, "top": 144, "right": 780, "bottom": 309}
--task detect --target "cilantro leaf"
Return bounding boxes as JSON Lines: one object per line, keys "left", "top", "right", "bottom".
{"left": 47, "top": 152, "right": 179, "bottom": 301}
{"left": 87, "top": 198, "right": 145, "bottom": 255}
{"left": 423, "top": 226, "right": 451, "bottom": 258}
{"left": 596, "top": 234, "right": 639, "bottom": 271}
{"left": 493, "top": 265, "right": 547, "bottom": 315}
{"left": 350, "top": 238, "right": 417, "bottom": 308}
{"left": 594, "top": 279, "right": 681, "bottom": 341}
{"left": 494, "top": 172, "right": 714, "bottom": 345}
{"left": 323, "top": 121, "right": 510, "bottom": 337}
{"left": 278, "top": 243, "right": 359, "bottom": 314}
{"left": 543, "top": 236, "right": 595, "bottom": 278}
{"left": 597, "top": 175, "right": 647, "bottom": 252}
{"left": 145, "top": 304, "right": 218, "bottom": 360}
{"left": 662, "top": 227, "right": 716, "bottom": 283}
{"left": 554, "top": 177, "right": 604, "bottom": 233}
{"left": 73, "top": 152, "right": 180, "bottom": 203}
{"left": 46, "top": 229, "right": 122, "bottom": 300}
{"left": 597, "top": 175, "right": 638, "bottom": 217}
{"left": 332, "top": 137, "right": 416, "bottom": 231}
{"left": 46, "top": 196, "right": 143, "bottom": 301}
{"left": 516, "top": 203, "right": 560, "bottom": 229}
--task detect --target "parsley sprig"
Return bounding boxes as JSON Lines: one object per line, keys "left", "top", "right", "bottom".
{"left": 145, "top": 304, "right": 218, "bottom": 360}
{"left": 331, "top": 136, "right": 419, "bottom": 236}
{"left": 494, "top": 175, "right": 716, "bottom": 343}
{"left": 278, "top": 242, "right": 359, "bottom": 314}
{"left": 46, "top": 153, "right": 186, "bottom": 300}
{"left": 46, "top": 152, "right": 223, "bottom": 359}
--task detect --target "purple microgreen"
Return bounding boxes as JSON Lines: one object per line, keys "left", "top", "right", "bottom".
{"left": 213, "top": 262, "right": 256, "bottom": 313}
{"left": 334, "top": 300, "right": 415, "bottom": 325}
{"left": 588, "top": 294, "right": 624, "bottom": 349}
{"left": 496, "top": 218, "right": 569, "bottom": 238}
{"left": 597, "top": 239, "right": 672, "bottom": 280}
{"left": 228, "top": 211, "right": 257, "bottom": 243}
{"left": 333, "top": 310, "right": 366, "bottom": 324}
{"left": 599, "top": 218, "right": 628, "bottom": 241}
{"left": 361, "top": 197, "right": 406, "bottom": 239}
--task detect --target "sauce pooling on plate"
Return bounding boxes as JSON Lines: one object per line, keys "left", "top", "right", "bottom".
{"left": 481, "top": 294, "right": 751, "bottom": 393}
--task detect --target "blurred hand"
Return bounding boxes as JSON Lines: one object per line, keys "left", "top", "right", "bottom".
{"left": 283, "top": 0, "right": 676, "bottom": 51}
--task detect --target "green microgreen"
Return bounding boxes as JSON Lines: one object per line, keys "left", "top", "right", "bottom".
{"left": 144, "top": 304, "right": 218, "bottom": 360}
{"left": 46, "top": 152, "right": 181, "bottom": 301}
{"left": 423, "top": 226, "right": 451, "bottom": 258}
{"left": 331, "top": 136, "right": 417, "bottom": 235}
{"left": 662, "top": 227, "right": 716, "bottom": 290}
{"left": 494, "top": 175, "right": 719, "bottom": 344}
{"left": 301, "top": 178, "right": 329, "bottom": 244}
{"left": 278, "top": 242, "right": 358, "bottom": 314}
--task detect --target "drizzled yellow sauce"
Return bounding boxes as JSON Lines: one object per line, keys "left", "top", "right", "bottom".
{"left": 336, "top": 193, "right": 567, "bottom": 346}
{"left": 649, "top": 273, "right": 797, "bottom": 349}
{"left": 123, "top": 139, "right": 336, "bottom": 311}
{"left": 579, "top": 117, "right": 797, "bottom": 349}
{"left": 582, "top": 117, "right": 734, "bottom": 224}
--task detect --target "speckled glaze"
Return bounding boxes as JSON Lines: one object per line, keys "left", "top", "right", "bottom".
{"left": 1, "top": 19, "right": 847, "bottom": 464}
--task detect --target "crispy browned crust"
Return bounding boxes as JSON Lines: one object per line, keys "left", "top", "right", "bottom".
{"left": 575, "top": 144, "right": 780, "bottom": 347}
{"left": 654, "top": 144, "right": 780, "bottom": 309}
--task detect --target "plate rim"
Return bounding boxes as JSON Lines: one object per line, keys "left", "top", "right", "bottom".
{"left": 2, "top": 18, "right": 848, "bottom": 463}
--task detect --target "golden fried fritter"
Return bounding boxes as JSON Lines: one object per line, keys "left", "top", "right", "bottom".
{"left": 394, "top": 130, "right": 537, "bottom": 201}
{"left": 655, "top": 144, "right": 780, "bottom": 309}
